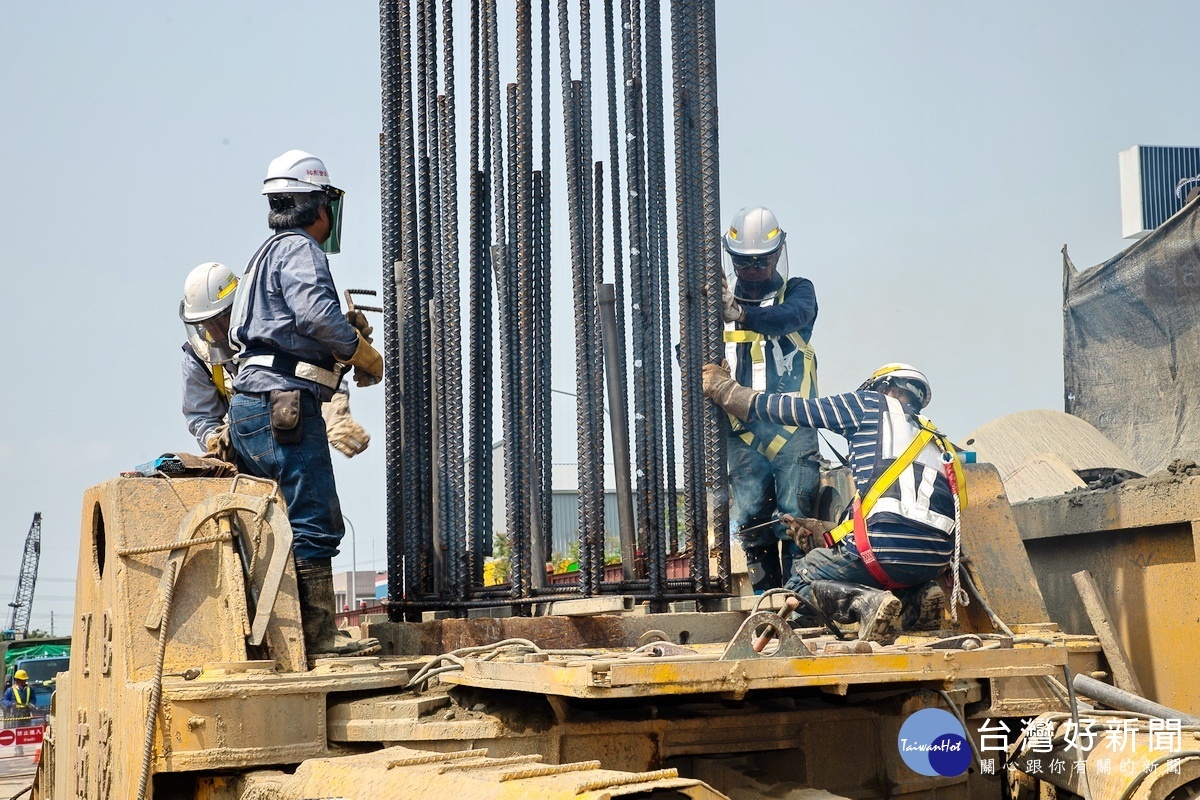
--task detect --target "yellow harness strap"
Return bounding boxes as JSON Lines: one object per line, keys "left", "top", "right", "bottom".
{"left": 827, "top": 427, "right": 936, "bottom": 544}
{"left": 211, "top": 363, "right": 230, "bottom": 402}
{"left": 826, "top": 418, "right": 969, "bottom": 544}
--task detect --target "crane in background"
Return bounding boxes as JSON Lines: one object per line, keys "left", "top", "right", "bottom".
{"left": 6, "top": 512, "right": 41, "bottom": 637}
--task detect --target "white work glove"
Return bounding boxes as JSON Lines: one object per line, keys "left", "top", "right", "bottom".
{"left": 721, "top": 278, "right": 744, "bottom": 323}
{"left": 204, "top": 423, "right": 236, "bottom": 464}
{"left": 323, "top": 391, "right": 370, "bottom": 457}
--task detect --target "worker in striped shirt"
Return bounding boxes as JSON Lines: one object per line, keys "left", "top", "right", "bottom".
{"left": 703, "top": 361, "right": 956, "bottom": 641}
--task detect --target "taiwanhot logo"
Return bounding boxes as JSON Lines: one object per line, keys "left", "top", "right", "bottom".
{"left": 898, "top": 708, "right": 972, "bottom": 777}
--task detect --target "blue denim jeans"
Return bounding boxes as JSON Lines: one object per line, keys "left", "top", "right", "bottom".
{"left": 728, "top": 431, "right": 820, "bottom": 590}
{"left": 229, "top": 391, "right": 345, "bottom": 560}
{"left": 784, "top": 540, "right": 945, "bottom": 604}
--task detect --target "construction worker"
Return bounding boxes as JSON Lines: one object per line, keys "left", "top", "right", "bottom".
{"left": 227, "top": 149, "right": 384, "bottom": 658}
{"left": 2, "top": 670, "right": 31, "bottom": 727}
{"left": 720, "top": 207, "right": 821, "bottom": 594}
{"left": 180, "top": 262, "right": 371, "bottom": 462}
{"left": 703, "top": 362, "right": 961, "bottom": 642}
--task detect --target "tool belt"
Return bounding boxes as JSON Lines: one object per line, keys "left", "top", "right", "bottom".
{"left": 240, "top": 348, "right": 345, "bottom": 390}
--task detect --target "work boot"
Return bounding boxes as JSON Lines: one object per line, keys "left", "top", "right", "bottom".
{"left": 898, "top": 581, "right": 947, "bottom": 632}
{"left": 809, "top": 579, "right": 901, "bottom": 642}
{"left": 295, "top": 558, "right": 381, "bottom": 658}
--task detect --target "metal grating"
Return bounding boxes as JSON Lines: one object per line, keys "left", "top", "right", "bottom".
{"left": 1119, "top": 144, "right": 1200, "bottom": 239}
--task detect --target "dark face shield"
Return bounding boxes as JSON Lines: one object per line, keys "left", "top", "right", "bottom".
{"left": 322, "top": 186, "right": 345, "bottom": 255}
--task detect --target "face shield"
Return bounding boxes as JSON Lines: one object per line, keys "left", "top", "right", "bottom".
{"left": 724, "top": 242, "right": 789, "bottom": 303}
{"left": 321, "top": 186, "right": 345, "bottom": 255}
{"left": 182, "top": 306, "right": 237, "bottom": 365}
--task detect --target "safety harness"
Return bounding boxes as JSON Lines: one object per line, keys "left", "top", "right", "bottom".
{"left": 825, "top": 413, "right": 969, "bottom": 602}
{"left": 228, "top": 232, "right": 346, "bottom": 391}
{"left": 723, "top": 282, "right": 818, "bottom": 460}
{"left": 183, "top": 344, "right": 234, "bottom": 402}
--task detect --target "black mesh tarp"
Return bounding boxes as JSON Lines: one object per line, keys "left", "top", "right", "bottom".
{"left": 1064, "top": 196, "right": 1200, "bottom": 474}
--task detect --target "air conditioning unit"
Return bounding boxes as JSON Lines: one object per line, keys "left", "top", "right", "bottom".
{"left": 1119, "top": 145, "right": 1200, "bottom": 239}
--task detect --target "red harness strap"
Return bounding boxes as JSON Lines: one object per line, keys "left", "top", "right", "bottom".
{"left": 850, "top": 497, "right": 907, "bottom": 591}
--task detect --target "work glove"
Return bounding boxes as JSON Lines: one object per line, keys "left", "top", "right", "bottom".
{"left": 779, "top": 514, "right": 832, "bottom": 554}
{"left": 204, "top": 423, "right": 236, "bottom": 464}
{"left": 346, "top": 309, "right": 374, "bottom": 344}
{"left": 701, "top": 361, "right": 758, "bottom": 421}
{"left": 346, "top": 331, "right": 384, "bottom": 388}
{"left": 721, "top": 277, "right": 744, "bottom": 323}
{"left": 322, "top": 391, "right": 370, "bottom": 457}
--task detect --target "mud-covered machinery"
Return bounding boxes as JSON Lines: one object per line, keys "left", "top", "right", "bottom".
{"left": 34, "top": 464, "right": 1133, "bottom": 800}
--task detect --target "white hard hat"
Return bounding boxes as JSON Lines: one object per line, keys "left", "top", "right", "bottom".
{"left": 262, "top": 149, "right": 337, "bottom": 195}
{"left": 180, "top": 262, "right": 238, "bottom": 365}
{"left": 179, "top": 262, "right": 238, "bottom": 323}
{"left": 724, "top": 207, "right": 785, "bottom": 257}
{"left": 858, "top": 363, "right": 932, "bottom": 409}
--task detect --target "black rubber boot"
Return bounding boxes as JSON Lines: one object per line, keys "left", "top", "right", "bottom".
{"left": 295, "top": 558, "right": 381, "bottom": 658}
{"left": 809, "top": 579, "right": 901, "bottom": 642}
{"left": 897, "top": 581, "right": 946, "bottom": 631}
{"left": 744, "top": 546, "right": 783, "bottom": 594}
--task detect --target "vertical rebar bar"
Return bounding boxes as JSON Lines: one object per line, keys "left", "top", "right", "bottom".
{"left": 696, "top": 0, "right": 729, "bottom": 591}
{"left": 503, "top": 81, "right": 526, "bottom": 599}
{"left": 670, "top": 0, "right": 709, "bottom": 590}
{"left": 380, "top": 0, "right": 406, "bottom": 617}
{"left": 467, "top": 0, "right": 494, "bottom": 585}
{"left": 644, "top": 0, "right": 678, "bottom": 560}
{"left": 439, "top": 0, "right": 466, "bottom": 597}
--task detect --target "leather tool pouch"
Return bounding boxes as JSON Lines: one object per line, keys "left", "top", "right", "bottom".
{"left": 269, "top": 389, "right": 303, "bottom": 444}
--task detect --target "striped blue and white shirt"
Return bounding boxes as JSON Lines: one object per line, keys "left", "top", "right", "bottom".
{"left": 752, "top": 390, "right": 957, "bottom": 570}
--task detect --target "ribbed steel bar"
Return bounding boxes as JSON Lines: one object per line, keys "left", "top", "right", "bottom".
{"left": 589, "top": 161, "right": 606, "bottom": 596}
{"left": 602, "top": 0, "right": 627, "bottom": 414}
{"left": 399, "top": 0, "right": 430, "bottom": 609}
{"left": 439, "top": 0, "right": 467, "bottom": 597}
{"left": 556, "top": 1, "right": 592, "bottom": 595}
{"left": 623, "top": 0, "right": 667, "bottom": 602}
{"left": 417, "top": 0, "right": 439, "bottom": 595}
{"left": 467, "top": 0, "right": 493, "bottom": 585}
{"left": 515, "top": 0, "right": 541, "bottom": 598}
{"left": 380, "top": 0, "right": 406, "bottom": 616}
{"left": 537, "top": 0, "right": 554, "bottom": 570}
{"left": 670, "top": 0, "right": 708, "bottom": 589}
{"left": 502, "top": 81, "right": 526, "bottom": 598}
{"left": 644, "top": 0, "right": 678, "bottom": 561}
{"left": 640, "top": 0, "right": 671, "bottom": 592}
{"left": 696, "top": 0, "right": 728, "bottom": 591}
{"left": 578, "top": 0, "right": 607, "bottom": 592}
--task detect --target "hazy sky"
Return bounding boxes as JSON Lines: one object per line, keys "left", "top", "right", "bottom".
{"left": 2, "top": 1, "right": 1188, "bottom": 630}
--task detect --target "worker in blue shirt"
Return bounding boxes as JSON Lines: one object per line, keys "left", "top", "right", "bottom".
{"left": 704, "top": 362, "right": 959, "bottom": 642}
{"left": 179, "top": 261, "right": 370, "bottom": 461}
{"left": 720, "top": 207, "right": 821, "bottom": 594}
{"left": 2, "top": 670, "right": 31, "bottom": 725}
{"left": 227, "top": 150, "right": 384, "bottom": 659}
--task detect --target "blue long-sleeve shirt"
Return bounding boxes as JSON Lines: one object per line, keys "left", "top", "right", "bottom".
{"left": 181, "top": 343, "right": 234, "bottom": 448}
{"left": 2, "top": 683, "right": 30, "bottom": 710}
{"left": 232, "top": 229, "right": 359, "bottom": 402}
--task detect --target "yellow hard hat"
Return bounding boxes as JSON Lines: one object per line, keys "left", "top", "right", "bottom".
{"left": 13, "top": 670, "right": 28, "bottom": 681}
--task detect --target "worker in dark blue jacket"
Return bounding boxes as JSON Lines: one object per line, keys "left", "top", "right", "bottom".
{"left": 720, "top": 206, "right": 821, "bottom": 594}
